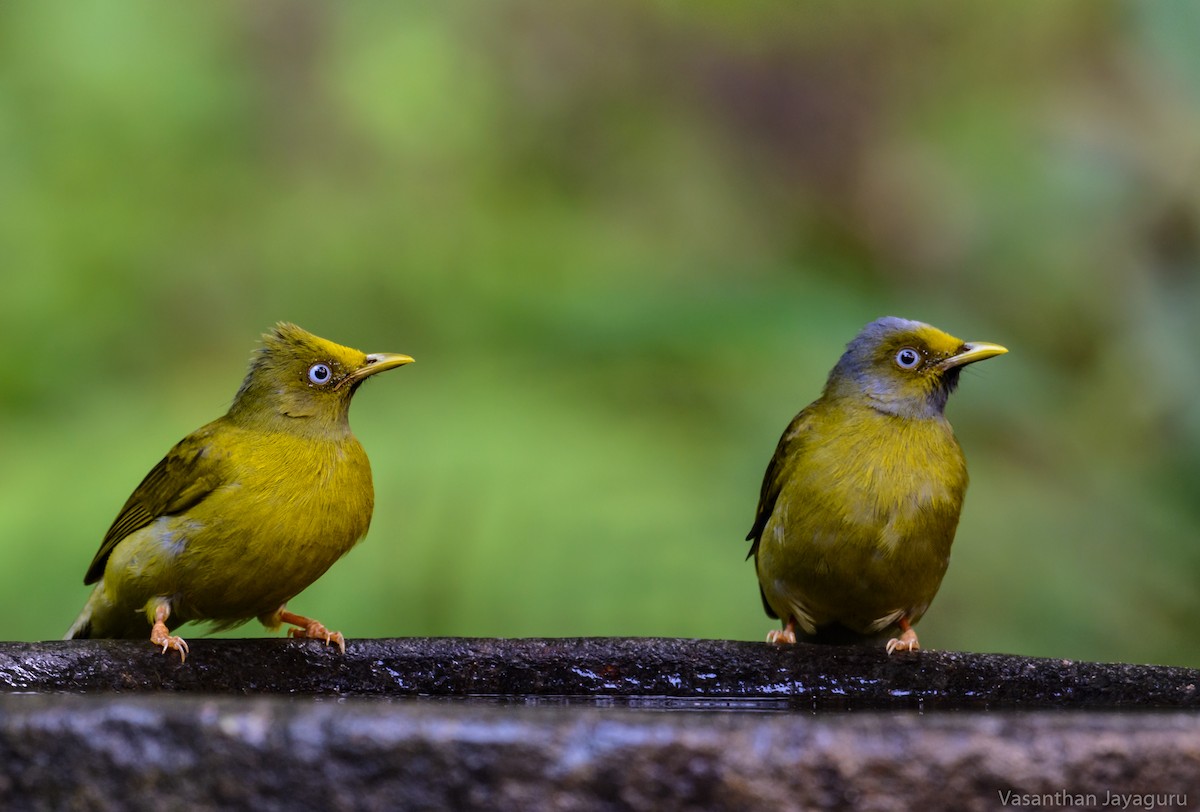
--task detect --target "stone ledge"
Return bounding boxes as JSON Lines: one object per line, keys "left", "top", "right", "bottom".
{"left": 3, "top": 639, "right": 1198, "bottom": 810}
{"left": 1, "top": 694, "right": 1197, "bottom": 812}
{"left": 2, "top": 637, "right": 1198, "bottom": 709}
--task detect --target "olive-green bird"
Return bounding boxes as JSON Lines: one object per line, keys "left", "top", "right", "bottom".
{"left": 747, "top": 316, "right": 1006, "bottom": 653}
{"left": 65, "top": 323, "right": 413, "bottom": 661}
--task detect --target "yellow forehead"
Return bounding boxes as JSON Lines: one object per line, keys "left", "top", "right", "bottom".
{"left": 897, "top": 324, "right": 965, "bottom": 358}
{"left": 263, "top": 323, "right": 367, "bottom": 367}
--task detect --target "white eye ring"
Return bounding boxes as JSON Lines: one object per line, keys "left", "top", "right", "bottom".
{"left": 308, "top": 363, "right": 333, "bottom": 385}
{"left": 895, "top": 348, "right": 921, "bottom": 370}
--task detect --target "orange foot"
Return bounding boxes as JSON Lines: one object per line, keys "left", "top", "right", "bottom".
{"left": 279, "top": 609, "right": 346, "bottom": 655}
{"left": 885, "top": 617, "right": 920, "bottom": 655}
{"left": 766, "top": 618, "right": 797, "bottom": 645}
{"left": 149, "top": 603, "right": 189, "bottom": 662}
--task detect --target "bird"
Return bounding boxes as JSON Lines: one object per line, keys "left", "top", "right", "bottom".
{"left": 65, "top": 323, "right": 413, "bottom": 661}
{"left": 746, "top": 316, "right": 1006, "bottom": 653}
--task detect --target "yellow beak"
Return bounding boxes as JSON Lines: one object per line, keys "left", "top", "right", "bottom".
{"left": 939, "top": 341, "right": 1008, "bottom": 370}
{"left": 340, "top": 352, "right": 414, "bottom": 388}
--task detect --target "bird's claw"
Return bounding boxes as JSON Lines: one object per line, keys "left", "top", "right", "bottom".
{"left": 885, "top": 628, "right": 920, "bottom": 655}
{"left": 150, "top": 622, "right": 189, "bottom": 662}
{"left": 288, "top": 621, "right": 346, "bottom": 655}
{"left": 766, "top": 620, "right": 797, "bottom": 645}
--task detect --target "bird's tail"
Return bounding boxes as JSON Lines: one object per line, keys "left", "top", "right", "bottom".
{"left": 65, "top": 583, "right": 157, "bottom": 640}
{"left": 64, "top": 586, "right": 103, "bottom": 640}
{"left": 64, "top": 608, "right": 93, "bottom": 640}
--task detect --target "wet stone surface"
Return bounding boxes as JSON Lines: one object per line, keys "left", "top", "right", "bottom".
{"left": 1, "top": 639, "right": 1198, "bottom": 810}
{"left": 0, "top": 693, "right": 1197, "bottom": 812}
{"left": 2, "top": 637, "right": 1199, "bottom": 709}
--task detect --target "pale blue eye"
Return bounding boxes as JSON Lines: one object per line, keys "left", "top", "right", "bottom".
{"left": 308, "top": 363, "right": 333, "bottom": 385}
{"left": 895, "top": 348, "right": 921, "bottom": 370}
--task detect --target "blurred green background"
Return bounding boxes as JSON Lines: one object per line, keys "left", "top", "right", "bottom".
{"left": 1, "top": 2, "right": 1198, "bottom": 666}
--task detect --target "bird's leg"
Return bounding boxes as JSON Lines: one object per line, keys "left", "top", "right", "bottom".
{"left": 885, "top": 617, "right": 920, "bottom": 654}
{"left": 148, "top": 602, "right": 189, "bottom": 662}
{"left": 277, "top": 608, "right": 346, "bottom": 655}
{"left": 766, "top": 617, "right": 797, "bottom": 645}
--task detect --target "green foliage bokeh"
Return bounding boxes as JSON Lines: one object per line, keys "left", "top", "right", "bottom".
{"left": 1, "top": 2, "right": 1198, "bottom": 666}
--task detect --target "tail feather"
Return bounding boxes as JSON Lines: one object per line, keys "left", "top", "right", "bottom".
{"left": 65, "top": 609, "right": 93, "bottom": 640}
{"left": 65, "top": 583, "right": 161, "bottom": 640}
{"left": 65, "top": 584, "right": 106, "bottom": 640}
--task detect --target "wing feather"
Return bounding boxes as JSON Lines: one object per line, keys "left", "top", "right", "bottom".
{"left": 83, "top": 422, "right": 226, "bottom": 584}
{"left": 745, "top": 407, "right": 815, "bottom": 559}
{"left": 746, "top": 407, "right": 819, "bottom": 621}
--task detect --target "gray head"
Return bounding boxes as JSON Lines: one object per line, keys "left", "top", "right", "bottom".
{"left": 823, "top": 317, "right": 1007, "bottom": 419}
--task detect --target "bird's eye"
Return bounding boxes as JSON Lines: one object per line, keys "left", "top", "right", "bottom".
{"left": 895, "top": 348, "right": 922, "bottom": 370}
{"left": 308, "top": 363, "right": 333, "bottom": 385}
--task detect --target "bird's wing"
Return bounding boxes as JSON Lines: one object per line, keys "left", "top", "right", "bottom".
{"left": 83, "top": 422, "right": 227, "bottom": 585}
{"left": 745, "top": 407, "right": 815, "bottom": 560}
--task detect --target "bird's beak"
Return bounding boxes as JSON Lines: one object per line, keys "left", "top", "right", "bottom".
{"left": 939, "top": 342, "right": 1008, "bottom": 371}
{"left": 342, "top": 352, "right": 415, "bottom": 388}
